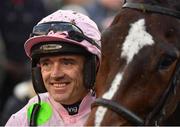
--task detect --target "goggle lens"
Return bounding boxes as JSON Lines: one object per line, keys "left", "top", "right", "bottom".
{"left": 32, "top": 22, "right": 83, "bottom": 36}
{"left": 30, "top": 22, "right": 100, "bottom": 49}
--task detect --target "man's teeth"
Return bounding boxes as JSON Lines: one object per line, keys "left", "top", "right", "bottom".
{"left": 53, "top": 83, "right": 66, "bottom": 87}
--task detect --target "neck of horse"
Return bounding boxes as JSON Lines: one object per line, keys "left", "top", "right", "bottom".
{"left": 126, "top": 0, "right": 180, "bottom": 10}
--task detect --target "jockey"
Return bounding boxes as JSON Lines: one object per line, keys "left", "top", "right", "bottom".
{"left": 5, "top": 9, "right": 101, "bottom": 126}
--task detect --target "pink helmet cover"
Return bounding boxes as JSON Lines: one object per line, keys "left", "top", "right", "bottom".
{"left": 24, "top": 10, "right": 101, "bottom": 60}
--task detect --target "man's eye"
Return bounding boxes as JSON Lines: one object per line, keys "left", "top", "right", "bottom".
{"left": 40, "top": 61, "right": 52, "bottom": 71}
{"left": 62, "top": 60, "right": 74, "bottom": 65}
{"left": 41, "top": 62, "right": 50, "bottom": 66}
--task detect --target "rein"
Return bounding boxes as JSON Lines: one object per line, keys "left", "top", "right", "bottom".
{"left": 92, "top": 98, "right": 144, "bottom": 125}
{"left": 92, "top": 2, "right": 180, "bottom": 126}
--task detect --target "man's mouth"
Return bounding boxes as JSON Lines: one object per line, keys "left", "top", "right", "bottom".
{"left": 53, "top": 83, "right": 67, "bottom": 87}
{"left": 50, "top": 81, "right": 70, "bottom": 88}
{"left": 50, "top": 82, "right": 70, "bottom": 93}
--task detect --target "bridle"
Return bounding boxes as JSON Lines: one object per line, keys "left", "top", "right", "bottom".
{"left": 92, "top": 2, "right": 180, "bottom": 126}
{"left": 123, "top": 2, "right": 180, "bottom": 19}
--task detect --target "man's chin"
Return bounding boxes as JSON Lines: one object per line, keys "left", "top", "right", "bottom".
{"left": 52, "top": 95, "right": 69, "bottom": 103}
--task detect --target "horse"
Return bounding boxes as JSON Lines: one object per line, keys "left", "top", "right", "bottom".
{"left": 86, "top": 0, "right": 180, "bottom": 126}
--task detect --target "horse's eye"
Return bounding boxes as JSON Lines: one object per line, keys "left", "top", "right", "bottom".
{"left": 158, "top": 55, "right": 177, "bottom": 70}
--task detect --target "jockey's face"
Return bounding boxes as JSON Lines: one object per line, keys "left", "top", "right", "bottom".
{"left": 39, "top": 54, "right": 88, "bottom": 104}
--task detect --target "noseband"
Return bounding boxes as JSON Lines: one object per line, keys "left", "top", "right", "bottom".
{"left": 92, "top": 2, "right": 180, "bottom": 126}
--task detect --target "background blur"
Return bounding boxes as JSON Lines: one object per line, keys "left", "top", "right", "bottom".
{"left": 0, "top": 0, "right": 123, "bottom": 125}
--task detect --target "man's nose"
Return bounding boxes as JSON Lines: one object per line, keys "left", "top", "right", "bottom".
{"left": 50, "top": 62, "right": 64, "bottom": 78}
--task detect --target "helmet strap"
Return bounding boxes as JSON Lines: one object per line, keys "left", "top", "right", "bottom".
{"left": 32, "top": 66, "right": 47, "bottom": 93}
{"left": 84, "top": 55, "right": 97, "bottom": 89}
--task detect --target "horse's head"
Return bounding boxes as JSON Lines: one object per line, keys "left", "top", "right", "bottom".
{"left": 86, "top": 0, "right": 180, "bottom": 126}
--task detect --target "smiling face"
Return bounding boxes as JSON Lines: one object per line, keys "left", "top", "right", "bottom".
{"left": 39, "top": 54, "right": 88, "bottom": 105}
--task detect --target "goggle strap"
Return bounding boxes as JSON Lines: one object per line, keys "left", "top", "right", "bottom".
{"left": 68, "top": 31, "right": 101, "bottom": 50}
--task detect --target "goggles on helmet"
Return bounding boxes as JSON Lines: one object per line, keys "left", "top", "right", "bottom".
{"left": 30, "top": 22, "right": 100, "bottom": 49}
